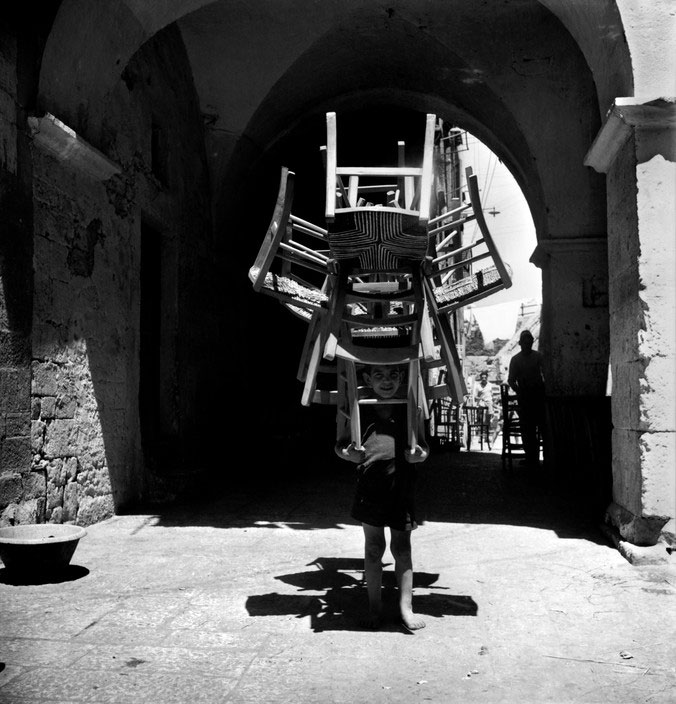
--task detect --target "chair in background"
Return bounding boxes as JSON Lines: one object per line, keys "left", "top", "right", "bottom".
{"left": 430, "top": 397, "right": 461, "bottom": 449}
{"left": 464, "top": 405, "right": 491, "bottom": 451}
{"left": 500, "top": 383, "right": 524, "bottom": 468}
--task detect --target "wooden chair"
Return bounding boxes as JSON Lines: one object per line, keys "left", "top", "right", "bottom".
{"left": 500, "top": 383, "right": 524, "bottom": 468}
{"left": 248, "top": 166, "right": 331, "bottom": 316}
{"left": 464, "top": 405, "right": 491, "bottom": 451}
{"left": 295, "top": 114, "right": 441, "bottom": 422}
{"left": 426, "top": 166, "right": 513, "bottom": 314}
{"left": 316, "top": 112, "right": 467, "bottom": 405}
{"left": 430, "top": 397, "right": 461, "bottom": 449}
{"left": 324, "top": 111, "right": 436, "bottom": 223}
{"left": 326, "top": 357, "right": 428, "bottom": 456}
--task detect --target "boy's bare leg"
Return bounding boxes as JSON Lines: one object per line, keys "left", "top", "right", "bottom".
{"left": 362, "top": 523, "right": 386, "bottom": 627}
{"left": 390, "top": 528, "right": 426, "bottom": 630}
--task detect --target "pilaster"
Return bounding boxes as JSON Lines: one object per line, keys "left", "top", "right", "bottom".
{"left": 586, "top": 96, "right": 676, "bottom": 546}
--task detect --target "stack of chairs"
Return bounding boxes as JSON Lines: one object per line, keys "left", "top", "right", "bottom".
{"left": 248, "top": 112, "right": 513, "bottom": 454}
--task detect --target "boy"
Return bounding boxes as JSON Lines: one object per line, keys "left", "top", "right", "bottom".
{"left": 335, "top": 364, "right": 429, "bottom": 630}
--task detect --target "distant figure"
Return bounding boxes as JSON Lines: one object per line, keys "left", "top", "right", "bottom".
{"left": 335, "top": 364, "right": 428, "bottom": 631}
{"left": 507, "top": 330, "right": 545, "bottom": 468}
{"left": 472, "top": 371, "right": 495, "bottom": 418}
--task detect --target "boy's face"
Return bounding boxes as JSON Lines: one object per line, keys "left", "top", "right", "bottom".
{"left": 364, "top": 365, "right": 403, "bottom": 399}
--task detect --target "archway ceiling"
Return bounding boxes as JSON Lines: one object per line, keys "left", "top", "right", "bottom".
{"left": 175, "top": 0, "right": 604, "bottom": 237}
{"left": 40, "top": 0, "right": 615, "bottom": 237}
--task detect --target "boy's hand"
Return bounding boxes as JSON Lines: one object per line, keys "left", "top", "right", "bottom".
{"left": 336, "top": 442, "right": 366, "bottom": 464}
{"left": 405, "top": 444, "right": 429, "bottom": 463}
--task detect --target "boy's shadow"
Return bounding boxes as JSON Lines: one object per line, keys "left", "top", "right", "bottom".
{"left": 245, "top": 557, "right": 477, "bottom": 632}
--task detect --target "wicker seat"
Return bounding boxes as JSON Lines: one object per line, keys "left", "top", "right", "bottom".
{"left": 248, "top": 167, "right": 330, "bottom": 313}
{"left": 426, "top": 166, "right": 513, "bottom": 314}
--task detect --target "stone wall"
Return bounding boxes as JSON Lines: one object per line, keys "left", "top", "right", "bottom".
{"left": 30, "top": 153, "right": 134, "bottom": 524}
{"left": 607, "top": 128, "right": 676, "bottom": 544}
{"left": 0, "top": 25, "right": 38, "bottom": 524}
{"left": 1, "top": 24, "right": 216, "bottom": 527}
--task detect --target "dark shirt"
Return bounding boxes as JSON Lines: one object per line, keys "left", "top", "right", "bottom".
{"left": 508, "top": 349, "right": 545, "bottom": 399}
{"left": 351, "top": 405, "right": 417, "bottom": 530}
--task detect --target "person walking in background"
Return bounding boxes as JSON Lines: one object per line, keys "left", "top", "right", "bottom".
{"left": 472, "top": 370, "right": 495, "bottom": 417}
{"left": 507, "top": 330, "right": 545, "bottom": 468}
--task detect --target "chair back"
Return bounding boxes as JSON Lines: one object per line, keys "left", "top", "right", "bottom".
{"left": 464, "top": 405, "right": 487, "bottom": 425}
{"left": 427, "top": 166, "right": 513, "bottom": 313}
{"left": 324, "top": 112, "right": 436, "bottom": 224}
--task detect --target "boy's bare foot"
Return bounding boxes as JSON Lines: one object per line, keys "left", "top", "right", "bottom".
{"left": 401, "top": 609, "right": 426, "bottom": 630}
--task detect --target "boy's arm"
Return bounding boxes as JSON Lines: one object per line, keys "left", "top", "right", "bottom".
{"left": 405, "top": 406, "right": 430, "bottom": 464}
{"left": 334, "top": 438, "right": 366, "bottom": 464}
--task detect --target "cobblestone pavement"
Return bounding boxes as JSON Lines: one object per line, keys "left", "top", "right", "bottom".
{"left": 1, "top": 451, "right": 674, "bottom": 703}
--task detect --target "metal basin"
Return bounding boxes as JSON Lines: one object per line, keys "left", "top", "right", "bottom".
{"left": 0, "top": 524, "right": 87, "bottom": 575}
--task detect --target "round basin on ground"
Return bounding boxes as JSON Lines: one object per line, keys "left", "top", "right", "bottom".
{"left": 0, "top": 524, "right": 87, "bottom": 575}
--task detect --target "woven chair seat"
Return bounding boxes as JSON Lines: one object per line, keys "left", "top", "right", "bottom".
{"left": 327, "top": 211, "right": 428, "bottom": 270}
{"left": 249, "top": 268, "right": 328, "bottom": 308}
{"left": 432, "top": 266, "right": 505, "bottom": 305}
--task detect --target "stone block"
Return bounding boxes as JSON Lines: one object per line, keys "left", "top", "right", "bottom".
{"left": 40, "top": 396, "right": 56, "bottom": 418}
{"left": 47, "top": 458, "right": 65, "bottom": 486}
{"left": 47, "top": 483, "right": 64, "bottom": 509}
{"left": 76, "top": 494, "right": 115, "bottom": 525}
{"left": 43, "top": 419, "right": 78, "bottom": 458}
{"left": 54, "top": 395, "right": 77, "bottom": 419}
{"left": 0, "top": 435, "right": 31, "bottom": 472}
{"left": 639, "top": 355, "right": 676, "bottom": 432}
{"left": 610, "top": 362, "right": 641, "bottom": 430}
{"left": 611, "top": 427, "right": 642, "bottom": 515}
{"left": 0, "top": 473, "right": 23, "bottom": 505}
{"left": 605, "top": 501, "right": 669, "bottom": 546}
{"left": 0, "top": 331, "right": 30, "bottom": 366}
{"left": 640, "top": 304, "right": 676, "bottom": 359}
{"left": 65, "top": 457, "right": 78, "bottom": 481}
{"left": 609, "top": 303, "right": 641, "bottom": 363}
{"left": 1, "top": 503, "right": 17, "bottom": 526}
{"left": 5, "top": 412, "right": 30, "bottom": 436}
{"left": 62, "top": 481, "right": 80, "bottom": 522}
{"left": 15, "top": 498, "right": 39, "bottom": 524}
{"left": 23, "top": 470, "right": 46, "bottom": 500}
{"left": 0, "top": 368, "right": 30, "bottom": 412}
{"left": 48, "top": 506, "right": 63, "bottom": 523}
{"left": 31, "top": 420, "right": 46, "bottom": 453}
{"left": 639, "top": 430, "right": 676, "bottom": 518}
{"left": 31, "top": 361, "right": 58, "bottom": 396}
{"left": 31, "top": 397, "right": 41, "bottom": 420}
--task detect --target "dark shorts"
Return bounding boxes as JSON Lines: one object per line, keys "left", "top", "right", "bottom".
{"left": 350, "top": 466, "right": 417, "bottom": 531}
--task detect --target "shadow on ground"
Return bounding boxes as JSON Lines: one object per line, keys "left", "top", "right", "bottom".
{"left": 0, "top": 564, "right": 90, "bottom": 586}
{"left": 142, "top": 449, "right": 611, "bottom": 546}
{"left": 245, "top": 556, "right": 478, "bottom": 633}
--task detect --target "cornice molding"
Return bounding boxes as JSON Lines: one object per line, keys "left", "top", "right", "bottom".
{"left": 584, "top": 97, "right": 676, "bottom": 174}
{"left": 530, "top": 237, "right": 607, "bottom": 268}
{"left": 27, "top": 113, "right": 121, "bottom": 181}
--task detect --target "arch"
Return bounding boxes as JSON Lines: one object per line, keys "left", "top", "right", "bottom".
{"left": 41, "top": 1, "right": 611, "bottom": 246}
{"left": 27, "top": 0, "right": 669, "bottom": 536}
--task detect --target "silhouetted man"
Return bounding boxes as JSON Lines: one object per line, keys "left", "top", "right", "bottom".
{"left": 507, "top": 330, "right": 545, "bottom": 468}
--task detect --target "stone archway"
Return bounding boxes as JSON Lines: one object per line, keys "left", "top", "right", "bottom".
{"left": 1, "top": 1, "right": 672, "bottom": 548}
